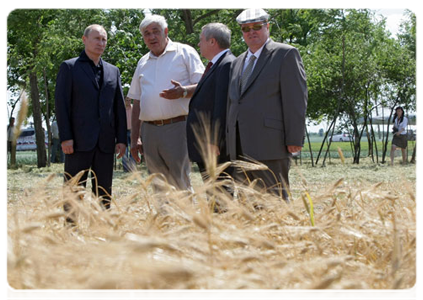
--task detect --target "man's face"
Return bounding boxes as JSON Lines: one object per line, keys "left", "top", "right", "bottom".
{"left": 83, "top": 27, "right": 107, "bottom": 57}
{"left": 198, "top": 32, "right": 213, "bottom": 60}
{"left": 241, "top": 21, "right": 269, "bottom": 52}
{"left": 142, "top": 23, "right": 168, "bottom": 56}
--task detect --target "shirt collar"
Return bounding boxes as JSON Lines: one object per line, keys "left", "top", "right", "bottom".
{"left": 148, "top": 38, "right": 177, "bottom": 59}
{"left": 80, "top": 50, "right": 103, "bottom": 67}
{"left": 210, "top": 49, "right": 229, "bottom": 65}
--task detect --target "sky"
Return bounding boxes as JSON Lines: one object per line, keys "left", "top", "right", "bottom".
{"left": 376, "top": 8, "right": 408, "bottom": 37}
{"left": 4, "top": 7, "right": 410, "bottom": 130}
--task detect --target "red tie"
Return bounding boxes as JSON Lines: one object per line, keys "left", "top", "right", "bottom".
{"left": 201, "top": 62, "right": 213, "bottom": 79}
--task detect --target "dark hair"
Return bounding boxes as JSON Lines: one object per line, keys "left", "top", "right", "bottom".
{"left": 393, "top": 106, "right": 404, "bottom": 124}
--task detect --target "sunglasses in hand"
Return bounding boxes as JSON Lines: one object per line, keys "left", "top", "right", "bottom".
{"left": 241, "top": 23, "right": 267, "bottom": 33}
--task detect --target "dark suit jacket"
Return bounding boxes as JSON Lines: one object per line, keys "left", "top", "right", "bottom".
{"left": 187, "top": 50, "right": 235, "bottom": 163}
{"left": 227, "top": 40, "right": 307, "bottom": 161}
{"left": 55, "top": 51, "right": 127, "bottom": 154}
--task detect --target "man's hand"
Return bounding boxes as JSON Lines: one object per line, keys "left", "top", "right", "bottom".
{"left": 160, "top": 80, "right": 184, "bottom": 99}
{"left": 61, "top": 139, "right": 74, "bottom": 155}
{"left": 130, "top": 139, "right": 143, "bottom": 163}
{"left": 115, "top": 143, "right": 126, "bottom": 159}
{"left": 287, "top": 145, "right": 302, "bottom": 154}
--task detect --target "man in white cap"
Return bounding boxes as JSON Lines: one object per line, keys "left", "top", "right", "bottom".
{"left": 226, "top": 8, "right": 308, "bottom": 202}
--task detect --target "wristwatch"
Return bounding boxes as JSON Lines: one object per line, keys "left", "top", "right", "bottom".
{"left": 182, "top": 86, "right": 188, "bottom": 98}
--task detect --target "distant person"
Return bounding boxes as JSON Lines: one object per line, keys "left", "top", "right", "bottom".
{"left": 4, "top": 117, "right": 15, "bottom": 162}
{"left": 55, "top": 24, "right": 127, "bottom": 221}
{"left": 122, "top": 97, "right": 136, "bottom": 172}
{"left": 51, "top": 120, "right": 64, "bottom": 163}
{"left": 226, "top": 9, "right": 307, "bottom": 202}
{"left": 128, "top": 14, "right": 204, "bottom": 191}
{"left": 390, "top": 106, "right": 408, "bottom": 165}
{"left": 185, "top": 23, "right": 235, "bottom": 184}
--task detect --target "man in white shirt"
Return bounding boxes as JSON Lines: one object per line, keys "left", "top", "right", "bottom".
{"left": 128, "top": 14, "right": 204, "bottom": 190}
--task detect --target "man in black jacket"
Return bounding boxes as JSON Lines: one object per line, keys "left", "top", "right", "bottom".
{"left": 186, "top": 23, "right": 235, "bottom": 183}
{"left": 55, "top": 24, "right": 127, "bottom": 214}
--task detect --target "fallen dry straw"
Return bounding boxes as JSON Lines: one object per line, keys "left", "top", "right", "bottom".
{"left": 7, "top": 163, "right": 416, "bottom": 289}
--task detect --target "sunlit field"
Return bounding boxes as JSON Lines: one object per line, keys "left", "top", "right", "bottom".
{"left": 7, "top": 157, "right": 416, "bottom": 289}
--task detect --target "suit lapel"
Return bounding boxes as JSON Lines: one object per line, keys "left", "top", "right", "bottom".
{"left": 81, "top": 63, "right": 98, "bottom": 90}
{"left": 240, "top": 41, "right": 274, "bottom": 96}
{"left": 101, "top": 61, "right": 110, "bottom": 91}
{"left": 192, "top": 51, "right": 229, "bottom": 99}
{"left": 235, "top": 52, "right": 248, "bottom": 98}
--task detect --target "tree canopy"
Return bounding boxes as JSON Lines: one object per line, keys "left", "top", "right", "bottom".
{"left": 7, "top": 9, "right": 416, "bottom": 167}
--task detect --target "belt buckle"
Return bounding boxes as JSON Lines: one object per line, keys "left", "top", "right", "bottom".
{"left": 156, "top": 119, "right": 165, "bottom": 126}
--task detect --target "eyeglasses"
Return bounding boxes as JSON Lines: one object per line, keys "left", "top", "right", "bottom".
{"left": 241, "top": 23, "right": 267, "bottom": 33}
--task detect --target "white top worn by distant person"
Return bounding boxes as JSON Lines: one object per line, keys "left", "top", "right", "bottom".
{"left": 127, "top": 39, "right": 204, "bottom": 121}
{"left": 51, "top": 121, "right": 60, "bottom": 139}
{"left": 395, "top": 116, "right": 408, "bottom": 135}
{"left": 7, "top": 126, "right": 14, "bottom": 142}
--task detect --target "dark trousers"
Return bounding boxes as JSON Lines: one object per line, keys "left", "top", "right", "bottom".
{"left": 64, "top": 146, "right": 114, "bottom": 209}
{"left": 235, "top": 124, "right": 291, "bottom": 201}
{"left": 196, "top": 157, "right": 235, "bottom": 186}
{"left": 122, "top": 130, "right": 136, "bottom": 172}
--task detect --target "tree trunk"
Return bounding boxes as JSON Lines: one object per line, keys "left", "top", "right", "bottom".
{"left": 10, "top": 138, "right": 17, "bottom": 167}
{"left": 315, "top": 118, "right": 334, "bottom": 165}
{"left": 305, "top": 127, "right": 314, "bottom": 167}
{"left": 369, "top": 118, "right": 379, "bottom": 164}
{"left": 43, "top": 68, "right": 51, "bottom": 166}
{"left": 381, "top": 105, "right": 396, "bottom": 164}
{"left": 181, "top": 10, "right": 194, "bottom": 34}
{"left": 29, "top": 71, "right": 47, "bottom": 168}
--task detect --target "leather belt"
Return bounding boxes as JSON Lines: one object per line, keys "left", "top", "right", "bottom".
{"left": 145, "top": 115, "right": 187, "bottom": 126}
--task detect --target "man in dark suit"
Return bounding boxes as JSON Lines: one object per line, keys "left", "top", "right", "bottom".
{"left": 185, "top": 23, "right": 235, "bottom": 184}
{"left": 227, "top": 9, "right": 308, "bottom": 202}
{"left": 55, "top": 24, "right": 127, "bottom": 215}
{"left": 7, "top": 117, "right": 15, "bottom": 165}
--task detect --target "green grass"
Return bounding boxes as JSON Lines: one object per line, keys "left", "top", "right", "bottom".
{"left": 9, "top": 137, "right": 416, "bottom": 168}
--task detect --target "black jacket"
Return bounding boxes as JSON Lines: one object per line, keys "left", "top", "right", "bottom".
{"left": 55, "top": 51, "right": 127, "bottom": 153}
{"left": 186, "top": 50, "right": 235, "bottom": 163}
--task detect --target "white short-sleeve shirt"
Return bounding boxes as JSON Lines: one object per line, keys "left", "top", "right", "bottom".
{"left": 127, "top": 39, "right": 205, "bottom": 121}
{"left": 395, "top": 116, "right": 408, "bottom": 135}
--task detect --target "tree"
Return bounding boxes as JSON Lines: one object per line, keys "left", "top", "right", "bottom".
{"left": 8, "top": 9, "right": 108, "bottom": 167}
{"left": 7, "top": 9, "right": 416, "bottom": 167}
{"left": 7, "top": 10, "right": 54, "bottom": 167}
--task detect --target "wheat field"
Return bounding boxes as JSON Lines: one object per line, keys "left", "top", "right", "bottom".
{"left": 7, "top": 158, "right": 416, "bottom": 293}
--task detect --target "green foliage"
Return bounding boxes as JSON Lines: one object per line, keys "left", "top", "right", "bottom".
{"left": 7, "top": 8, "right": 416, "bottom": 164}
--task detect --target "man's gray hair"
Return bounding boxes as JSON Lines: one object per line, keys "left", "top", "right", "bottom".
{"left": 139, "top": 14, "right": 168, "bottom": 34}
{"left": 201, "top": 23, "right": 231, "bottom": 49}
{"left": 84, "top": 24, "right": 106, "bottom": 37}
